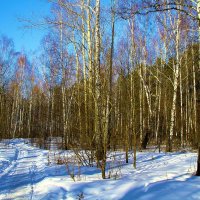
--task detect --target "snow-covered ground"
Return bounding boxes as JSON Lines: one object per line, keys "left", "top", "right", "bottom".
{"left": 0, "top": 139, "right": 199, "bottom": 200}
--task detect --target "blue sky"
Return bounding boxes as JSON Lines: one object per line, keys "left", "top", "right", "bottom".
{"left": 0, "top": 0, "right": 112, "bottom": 53}
{"left": 0, "top": 0, "right": 51, "bottom": 52}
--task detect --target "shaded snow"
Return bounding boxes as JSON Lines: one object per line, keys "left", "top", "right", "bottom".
{"left": 0, "top": 139, "right": 199, "bottom": 200}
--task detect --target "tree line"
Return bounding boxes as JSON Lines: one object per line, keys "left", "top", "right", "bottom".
{"left": 0, "top": 0, "right": 199, "bottom": 178}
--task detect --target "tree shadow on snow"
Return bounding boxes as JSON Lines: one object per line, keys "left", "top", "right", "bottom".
{"left": 119, "top": 175, "right": 200, "bottom": 200}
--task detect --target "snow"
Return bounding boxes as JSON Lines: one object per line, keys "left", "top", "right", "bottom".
{"left": 0, "top": 139, "right": 199, "bottom": 200}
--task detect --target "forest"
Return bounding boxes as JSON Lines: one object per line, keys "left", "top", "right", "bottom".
{"left": 0, "top": 0, "right": 200, "bottom": 189}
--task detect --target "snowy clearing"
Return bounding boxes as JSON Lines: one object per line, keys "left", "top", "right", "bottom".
{"left": 0, "top": 139, "right": 199, "bottom": 200}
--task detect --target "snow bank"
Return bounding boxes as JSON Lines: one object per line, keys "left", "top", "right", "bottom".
{"left": 0, "top": 139, "right": 199, "bottom": 200}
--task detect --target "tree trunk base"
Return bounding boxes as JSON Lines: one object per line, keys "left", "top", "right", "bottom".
{"left": 196, "top": 146, "right": 200, "bottom": 176}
